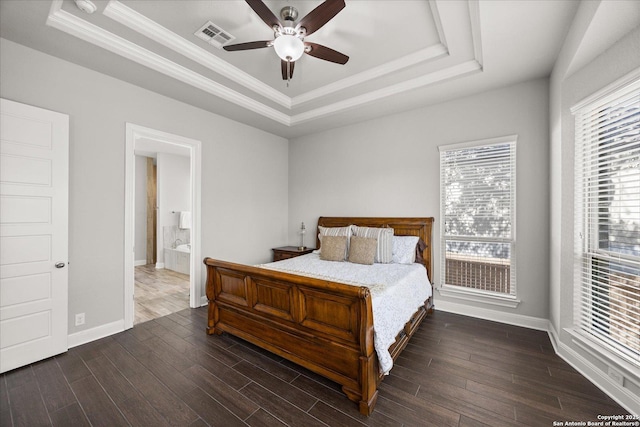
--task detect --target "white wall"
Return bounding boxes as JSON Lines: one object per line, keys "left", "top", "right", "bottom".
{"left": 549, "top": 14, "right": 640, "bottom": 412}
{"left": 156, "top": 152, "right": 190, "bottom": 263}
{"left": 0, "top": 38, "right": 289, "bottom": 335}
{"left": 548, "top": 0, "right": 601, "bottom": 335}
{"left": 134, "top": 155, "right": 148, "bottom": 264}
{"left": 289, "top": 78, "right": 550, "bottom": 322}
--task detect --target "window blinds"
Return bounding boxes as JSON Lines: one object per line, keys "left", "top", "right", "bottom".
{"left": 573, "top": 77, "right": 640, "bottom": 366}
{"left": 440, "top": 137, "right": 516, "bottom": 296}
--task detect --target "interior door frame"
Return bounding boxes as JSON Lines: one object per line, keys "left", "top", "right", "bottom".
{"left": 123, "top": 123, "right": 202, "bottom": 329}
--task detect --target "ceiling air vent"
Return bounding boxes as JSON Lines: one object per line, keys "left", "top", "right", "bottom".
{"left": 195, "top": 21, "right": 235, "bottom": 49}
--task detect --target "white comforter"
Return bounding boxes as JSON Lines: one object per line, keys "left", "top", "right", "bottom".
{"left": 258, "top": 253, "right": 432, "bottom": 374}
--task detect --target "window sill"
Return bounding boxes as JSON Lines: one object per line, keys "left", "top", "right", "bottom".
{"left": 564, "top": 328, "right": 640, "bottom": 387}
{"left": 437, "top": 285, "right": 521, "bottom": 308}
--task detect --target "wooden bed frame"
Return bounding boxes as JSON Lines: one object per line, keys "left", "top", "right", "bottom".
{"left": 204, "top": 217, "right": 434, "bottom": 415}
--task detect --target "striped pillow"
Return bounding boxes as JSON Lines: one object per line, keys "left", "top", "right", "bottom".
{"left": 351, "top": 226, "right": 394, "bottom": 263}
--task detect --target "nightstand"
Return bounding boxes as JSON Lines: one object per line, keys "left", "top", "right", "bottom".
{"left": 272, "top": 246, "right": 315, "bottom": 262}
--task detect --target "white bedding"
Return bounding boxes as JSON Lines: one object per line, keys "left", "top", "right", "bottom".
{"left": 258, "top": 253, "right": 432, "bottom": 374}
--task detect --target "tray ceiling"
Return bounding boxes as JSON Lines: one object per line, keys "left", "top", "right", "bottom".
{"left": 0, "top": 0, "right": 581, "bottom": 138}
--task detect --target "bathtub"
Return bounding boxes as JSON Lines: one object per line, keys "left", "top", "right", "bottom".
{"left": 165, "top": 244, "right": 190, "bottom": 274}
{"left": 176, "top": 243, "right": 191, "bottom": 253}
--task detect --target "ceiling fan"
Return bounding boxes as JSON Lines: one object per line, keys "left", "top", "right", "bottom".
{"left": 223, "top": 0, "right": 349, "bottom": 81}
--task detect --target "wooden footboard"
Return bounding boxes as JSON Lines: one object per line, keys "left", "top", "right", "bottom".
{"left": 204, "top": 258, "right": 431, "bottom": 415}
{"left": 205, "top": 257, "right": 380, "bottom": 414}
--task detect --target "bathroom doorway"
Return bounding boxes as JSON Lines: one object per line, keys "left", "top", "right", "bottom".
{"left": 133, "top": 152, "right": 191, "bottom": 324}
{"left": 124, "top": 124, "right": 202, "bottom": 329}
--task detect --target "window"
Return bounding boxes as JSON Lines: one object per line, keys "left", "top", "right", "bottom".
{"left": 439, "top": 136, "right": 517, "bottom": 298}
{"left": 573, "top": 75, "right": 640, "bottom": 367}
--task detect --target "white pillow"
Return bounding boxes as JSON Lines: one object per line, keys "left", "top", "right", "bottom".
{"left": 351, "top": 225, "right": 394, "bottom": 263}
{"left": 392, "top": 235, "right": 419, "bottom": 264}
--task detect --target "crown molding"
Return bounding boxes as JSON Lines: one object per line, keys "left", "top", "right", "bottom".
{"left": 49, "top": 0, "right": 63, "bottom": 15}
{"left": 291, "top": 0, "right": 451, "bottom": 107}
{"left": 45, "top": 0, "right": 483, "bottom": 128}
{"left": 291, "top": 60, "right": 482, "bottom": 126}
{"left": 291, "top": 43, "right": 449, "bottom": 107}
{"left": 103, "top": 0, "right": 292, "bottom": 109}
{"left": 104, "top": 0, "right": 453, "bottom": 109}
{"left": 46, "top": 4, "right": 291, "bottom": 125}
{"left": 429, "top": 0, "right": 448, "bottom": 49}
{"left": 468, "top": 0, "right": 484, "bottom": 68}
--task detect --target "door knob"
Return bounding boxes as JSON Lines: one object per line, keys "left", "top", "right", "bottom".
{"left": 55, "top": 262, "right": 66, "bottom": 269}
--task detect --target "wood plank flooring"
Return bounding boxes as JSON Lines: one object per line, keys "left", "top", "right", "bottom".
{"left": 134, "top": 265, "right": 190, "bottom": 324}
{"left": 0, "top": 309, "right": 629, "bottom": 426}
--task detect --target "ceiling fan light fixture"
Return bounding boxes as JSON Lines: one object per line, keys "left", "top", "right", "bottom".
{"left": 273, "top": 35, "right": 304, "bottom": 62}
{"left": 224, "top": 0, "right": 348, "bottom": 80}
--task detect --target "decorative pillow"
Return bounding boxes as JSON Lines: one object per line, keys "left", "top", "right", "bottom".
{"left": 392, "top": 235, "right": 420, "bottom": 264}
{"left": 415, "top": 238, "right": 428, "bottom": 265}
{"left": 348, "top": 236, "right": 377, "bottom": 265}
{"left": 319, "top": 235, "right": 348, "bottom": 262}
{"left": 351, "top": 226, "right": 394, "bottom": 263}
{"left": 318, "top": 225, "right": 352, "bottom": 253}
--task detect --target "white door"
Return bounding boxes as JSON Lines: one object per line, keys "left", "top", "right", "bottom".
{"left": 0, "top": 98, "right": 69, "bottom": 373}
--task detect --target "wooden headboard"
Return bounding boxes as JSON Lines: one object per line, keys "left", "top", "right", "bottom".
{"left": 316, "top": 217, "right": 434, "bottom": 283}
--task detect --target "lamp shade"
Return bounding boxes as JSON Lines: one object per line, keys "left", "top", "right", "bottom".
{"left": 273, "top": 35, "right": 304, "bottom": 62}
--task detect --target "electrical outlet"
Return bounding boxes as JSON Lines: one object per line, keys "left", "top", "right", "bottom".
{"left": 75, "top": 313, "right": 85, "bottom": 326}
{"left": 607, "top": 367, "right": 624, "bottom": 386}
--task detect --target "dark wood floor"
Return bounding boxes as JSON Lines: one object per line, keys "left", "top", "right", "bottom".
{"left": 0, "top": 309, "right": 628, "bottom": 426}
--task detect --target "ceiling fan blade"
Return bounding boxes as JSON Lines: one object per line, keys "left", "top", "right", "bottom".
{"left": 297, "top": 0, "right": 345, "bottom": 36}
{"left": 304, "top": 42, "right": 349, "bottom": 64}
{"left": 223, "top": 41, "right": 272, "bottom": 51}
{"left": 280, "top": 60, "right": 295, "bottom": 80}
{"left": 245, "top": 0, "right": 281, "bottom": 29}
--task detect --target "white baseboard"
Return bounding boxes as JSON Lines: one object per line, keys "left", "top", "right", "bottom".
{"left": 68, "top": 319, "right": 124, "bottom": 349}
{"left": 553, "top": 331, "right": 640, "bottom": 414}
{"left": 66, "top": 297, "right": 210, "bottom": 353}
{"left": 134, "top": 259, "right": 147, "bottom": 266}
{"left": 547, "top": 321, "right": 560, "bottom": 353}
{"left": 435, "top": 299, "right": 549, "bottom": 331}
{"left": 155, "top": 262, "right": 165, "bottom": 269}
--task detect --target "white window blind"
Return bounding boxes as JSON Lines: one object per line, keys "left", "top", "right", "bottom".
{"left": 440, "top": 136, "right": 517, "bottom": 296}
{"left": 573, "top": 76, "right": 640, "bottom": 367}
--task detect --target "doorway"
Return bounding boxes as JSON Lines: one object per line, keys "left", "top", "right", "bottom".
{"left": 134, "top": 152, "right": 190, "bottom": 324}
{"left": 124, "top": 124, "right": 202, "bottom": 330}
